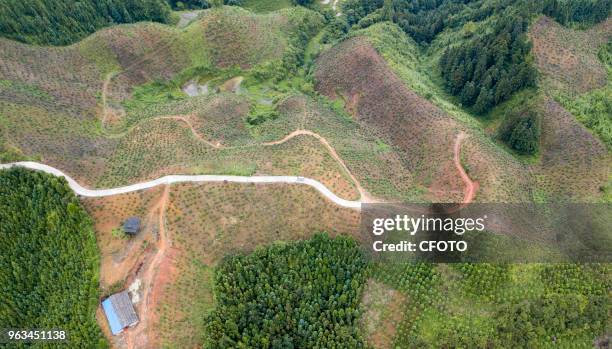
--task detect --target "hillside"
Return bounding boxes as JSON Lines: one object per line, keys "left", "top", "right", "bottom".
{"left": 0, "top": 2, "right": 610, "bottom": 349}
{"left": 314, "top": 35, "right": 534, "bottom": 203}
{"left": 313, "top": 16, "right": 611, "bottom": 202}
{"left": 0, "top": 7, "right": 364, "bottom": 198}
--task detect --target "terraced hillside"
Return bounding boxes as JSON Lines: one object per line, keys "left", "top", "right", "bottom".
{"left": 0, "top": 7, "right": 366, "bottom": 198}
{"left": 315, "top": 36, "right": 534, "bottom": 203}
{"left": 315, "top": 19, "right": 611, "bottom": 202}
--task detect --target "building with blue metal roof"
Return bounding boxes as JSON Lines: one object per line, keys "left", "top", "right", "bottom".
{"left": 102, "top": 290, "right": 139, "bottom": 335}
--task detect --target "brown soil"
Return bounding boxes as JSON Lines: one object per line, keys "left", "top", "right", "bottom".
{"left": 361, "top": 279, "right": 406, "bottom": 349}
{"left": 315, "top": 37, "right": 471, "bottom": 202}
{"left": 82, "top": 188, "right": 164, "bottom": 288}
{"left": 537, "top": 98, "right": 610, "bottom": 199}
{"left": 263, "top": 129, "right": 373, "bottom": 201}
{"left": 125, "top": 185, "right": 170, "bottom": 349}
{"left": 153, "top": 182, "right": 361, "bottom": 347}
{"left": 315, "top": 36, "right": 537, "bottom": 202}
{"left": 454, "top": 132, "right": 479, "bottom": 204}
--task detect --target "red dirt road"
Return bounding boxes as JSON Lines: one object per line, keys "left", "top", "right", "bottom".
{"left": 454, "top": 132, "right": 479, "bottom": 204}
{"left": 125, "top": 185, "right": 170, "bottom": 349}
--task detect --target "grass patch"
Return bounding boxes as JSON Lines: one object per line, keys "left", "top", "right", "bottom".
{"left": 553, "top": 43, "right": 612, "bottom": 150}
{"left": 243, "top": 0, "right": 293, "bottom": 13}
{"left": 123, "top": 81, "right": 186, "bottom": 111}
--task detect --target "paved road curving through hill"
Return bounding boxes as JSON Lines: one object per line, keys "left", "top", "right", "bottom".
{"left": 0, "top": 161, "right": 362, "bottom": 209}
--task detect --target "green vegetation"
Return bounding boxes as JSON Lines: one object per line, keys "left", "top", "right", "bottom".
{"left": 123, "top": 81, "right": 186, "bottom": 111}
{"left": 373, "top": 262, "right": 610, "bottom": 348}
{"left": 558, "top": 43, "right": 612, "bottom": 149}
{"left": 246, "top": 103, "right": 279, "bottom": 126}
{"left": 498, "top": 106, "right": 542, "bottom": 155}
{"left": 439, "top": 12, "right": 537, "bottom": 113}
{"left": 562, "top": 87, "right": 612, "bottom": 149}
{"left": 341, "top": 0, "right": 610, "bottom": 113}
{"left": 0, "top": 0, "right": 171, "bottom": 45}
{"left": 243, "top": 0, "right": 293, "bottom": 13}
{"left": 0, "top": 1, "right": 610, "bottom": 347}
{"left": 168, "top": 0, "right": 245, "bottom": 10}
{"left": 0, "top": 168, "right": 106, "bottom": 348}
{"left": 205, "top": 234, "right": 368, "bottom": 348}
{"left": 542, "top": 0, "right": 612, "bottom": 26}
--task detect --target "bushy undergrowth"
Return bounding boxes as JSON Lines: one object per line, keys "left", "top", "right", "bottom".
{"left": 559, "top": 43, "right": 612, "bottom": 149}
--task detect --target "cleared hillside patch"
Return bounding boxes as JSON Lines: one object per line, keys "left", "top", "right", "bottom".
{"left": 0, "top": 7, "right": 363, "bottom": 199}
{"left": 529, "top": 16, "right": 610, "bottom": 95}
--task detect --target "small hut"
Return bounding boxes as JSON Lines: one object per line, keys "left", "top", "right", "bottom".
{"left": 102, "top": 291, "right": 139, "bottom": 335}
{"left": 123, "top": 217, "right": 141, "bottom": 235}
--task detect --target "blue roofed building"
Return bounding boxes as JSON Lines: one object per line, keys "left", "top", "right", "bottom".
{"left": 102, "top": 290, "right": 139, "bottom": 335}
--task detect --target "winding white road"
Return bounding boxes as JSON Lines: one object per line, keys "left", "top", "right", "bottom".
{"left": 0, "top": 162, "right": 362, "bottom": 209}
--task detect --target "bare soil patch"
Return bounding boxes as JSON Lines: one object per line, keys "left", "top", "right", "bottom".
{"left": 361, "top": 279, "right": 406, "bottom": 349}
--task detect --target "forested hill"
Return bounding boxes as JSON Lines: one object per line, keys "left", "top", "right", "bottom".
{"left": 342, "top": 0, "right": 611, "bottom": 114}
{"left": 0, "top": 0, "right": 171, "bottom": 45}
{"left": 0, "top": 168, "right": 106, "bottom": 348}
{"left": 205, "top": 234, "right": 368, "bottom": 348}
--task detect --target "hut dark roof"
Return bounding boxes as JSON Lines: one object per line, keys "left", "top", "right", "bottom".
{"left": 123, "top": 217, "right": 141, "bottom": 234}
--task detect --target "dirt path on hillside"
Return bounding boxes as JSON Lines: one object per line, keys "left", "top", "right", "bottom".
{"left": 98, "top": 74, "right": 366, "bottom": 201}
{"left": 106, "top": 112, "right": 368, "bottom": 201}
{"left": 263, "top": 129, "right": 372, "bottom": 202}
{"left": 125, "top": 185, "right": 170, "bottom": 349}
{"left": 454, "top": 132, "right": 479, "bottom": 204}
{"left": 157, "top": 115, "right": 222, "bottom": 148}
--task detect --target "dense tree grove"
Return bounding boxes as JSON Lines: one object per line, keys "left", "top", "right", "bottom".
{"left": 342, "top": 0, "right": 521, "bottom": 43}
{"left": 439, "top": 13, "right": 537, "bottom": 113}
{"left": 0, "top": 0, "right": 171, "bottom": 45}
{"left": 542, "top": 0, "right": 612, "bottom": 26}
{"left": 377, "top": 262, "right": 610, "bottom": 347}
{"left": 385, "top": 0, "right": 481, "bottom": 43}
{"left": 167, "top": 0, "right": 243, "bottom": 10}
{"left": 0, "top": 168, "right": 106, "bottom": 348}
{"left": 293, "top": 0, "right": 315, "bottom": 6}
{"left": 494, "top": 293, "right": 608, "bottom": 346}
{"left": 204, "top": 234, "right": 368, "bottom": 348}
{"left": 498, "top": 107, "right": 542, "bottom": 154}
{"left": 342, "top": 0, "right": 385, "bottom": 28}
